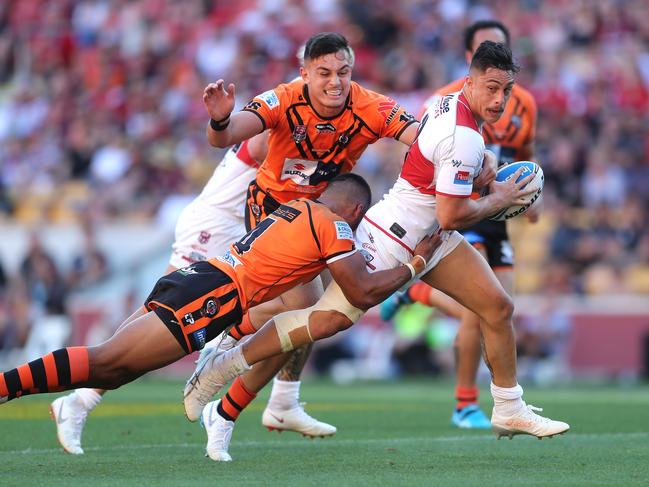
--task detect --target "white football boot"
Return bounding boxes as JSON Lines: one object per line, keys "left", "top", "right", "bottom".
{"left": 49, "top": 394, "right": 88, "bottom": 454}
{"left": 202, "top": 400, "right": 234, "bottom": 462}
{"left": 262, "top": 402, "right": 337, "bottom": 438}
{"left": 491, "top": 403, "right": 570, "bottom": 439}
{"left": 183, "top": 346, "right": 250, "bottom": 422}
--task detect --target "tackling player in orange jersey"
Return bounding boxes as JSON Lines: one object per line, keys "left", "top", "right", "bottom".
{"left": 189, "top": 31, "right": 421, "bottom": 440}
{"left": 0, "top": 175, "right": 439, "bottom": 464}
{"left": 380, "top": 20, "right": 540, "bottom": 429}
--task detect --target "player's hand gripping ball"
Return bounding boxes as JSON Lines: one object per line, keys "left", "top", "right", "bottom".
{"left": 489, "top": 161, "right": 544, "bottom": 221}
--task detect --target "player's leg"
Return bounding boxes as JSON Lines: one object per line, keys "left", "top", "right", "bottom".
{"left": 50, "top": 266, "right": 181, "bottom": 454}
{"left": 186, "top": 278, "right": 336, "bottom": 437}
{"left": 448, "top": 245, "right": 492, "bottom": 429}
{"left": 420, "top": 240, "right": 568, "bottom": 438}
{"left": 1, "top": 310, "right": 187, "bottom": 403}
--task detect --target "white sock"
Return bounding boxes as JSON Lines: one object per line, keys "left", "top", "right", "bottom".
{"left": 74, "top": 388, "right": 103, "bottom": 411}
{"left": 490, "top": 382, "right": 524, "bottom": 416}
{"left": 268, "top": 378, "right": 301, "bottom": 410}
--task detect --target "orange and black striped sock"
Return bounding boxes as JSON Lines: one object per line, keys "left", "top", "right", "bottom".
{"left": 228, "top": 312, "right": 256, "bottom": 340}
{"left": 0, "top": 347, "right": 89, "bottom": 401}
{"left": 455, "top": 385, "right": 479, "bottom": 410}
{"left": 216, "top": 377, "right": 257, "bottom": 421}
{"left": 407, "top": 281, "right": 432, "bottom": 306}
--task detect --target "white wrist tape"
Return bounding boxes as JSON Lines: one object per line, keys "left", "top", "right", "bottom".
{"left": 405, "top": 262, "right": 416, "bottom": 279}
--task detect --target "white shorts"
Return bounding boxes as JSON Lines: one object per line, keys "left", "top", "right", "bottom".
{"left": 307, "top": 222, "right": 464, "bottom": 326}
{"left": 354, "top": 219, "right": 464, "bottom": 285}
{"left": 169, "top": 198, "right": 247, "bottom": 269}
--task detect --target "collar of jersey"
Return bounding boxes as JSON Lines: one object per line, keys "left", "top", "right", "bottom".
{"left": 302, "top": 84, "right": 351, "bottom": 121}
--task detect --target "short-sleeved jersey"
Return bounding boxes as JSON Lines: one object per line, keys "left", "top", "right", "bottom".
{"left": 421, "top": 79, "right": 537, "bottom": 240}
{"left": 241, "top": 79, "right": 416, "bottom": 203}
{"left": 363, "top": 92, "right": 484, "bottom": 251}
{"left": 421, "top": 79, "right": 537, "bottom": 165}
{"left": 211, "top": 199, "right": 356, "bottom": 309}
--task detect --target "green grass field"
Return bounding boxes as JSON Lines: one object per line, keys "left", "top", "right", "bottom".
{"left": 1, "top": 379, "right": 648, "bottom": 486}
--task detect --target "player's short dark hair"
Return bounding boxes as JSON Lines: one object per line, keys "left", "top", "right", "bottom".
{"left": 464, "top": 20, "right": 511, "bottom": 51}
{"left": 328, "top": 173, "right": 372, "bottom": 209}
{"left": 470, "top": 40, "right": 520, "bottom": 74}
{"left": 303, "top": 32, "right": 352, "bottom": 62}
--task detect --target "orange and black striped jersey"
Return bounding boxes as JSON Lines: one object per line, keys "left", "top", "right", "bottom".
{"left": 211, "top": 199, "right": 356, "bottom": 310}
{"left": 421, "top": 79, "right": 537, "bottom": 165}
{"left": 242, "top": 79, "right": 416, "bottom": 203}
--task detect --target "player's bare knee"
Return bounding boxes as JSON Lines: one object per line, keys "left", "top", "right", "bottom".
{"left": 484, "top": 293, "right": 514, "bottom": 327}
{"left": 309, "top": 310, "right": 353, "bottom": 340}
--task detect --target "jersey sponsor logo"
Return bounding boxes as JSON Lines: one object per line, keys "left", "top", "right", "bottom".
{"left": 315, "top": 122, "right": 336, "bottom": 132}
{"left": 359, "top": 248, "right": 375, "bottom": 264}
{"left": 334, "top": 221, "right": 354, "bottom": 241}
{"left": 273, "top": 204, "right": 302, "bottom": 222}
{"left": 362, "top": 242, "right": 377, "bottom": 253}
{"left": 454, "top": 170, "right": 471, "bottom": 185}
{"left": 399, "top": 111, "right": 415, "bottom": 123}
{"left": 292, "top": 124, "right": 307, "bottom": 142}
{"left": 389, "top": 222, "right": 407, "bottom": 239}
{"left": 202, "top": 297, "right": 220, "bottom": 318}
{"left": 452, "top": 159, "right": 462, "bottom": 167}
{"left": 244, "top": 100, "right": 262, "bottom": 111}
{"left": 258, "top": 89, "right": 279, "bottom": 109}
{"left": 434, "top": 95, "right": 452, "bottom": 118}
{"left": 217, "top": 250, "right": 241, "bottom": 267}
{"left": 281, "top": 158, "right": 318, "bottom": 184}
{"left": 198, "top": 231, "right": 211, "bottom": 245}
{"left": 192, "top": 328, "right": 207, "bottom": 349}
{"left": 378, "top": 98, "right": 398, "bottom": 122}
{"left": 183, "top": 312, "right": 195, "bottom": 325}
{"left": 338, "top": 133, "right": 349, "bottom": 146}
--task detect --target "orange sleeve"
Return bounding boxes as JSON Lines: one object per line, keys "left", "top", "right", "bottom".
{"left": 240, "top": 85, "right": 287, "bottom": 131}
{"left": 358, "top": 86, "right": 417, "bottom": 141}
{"left": 313, "top": 207, "right": 356, "bottom": 264}
{"left": 523, "top": 90, "right": 538, "bottom": 145}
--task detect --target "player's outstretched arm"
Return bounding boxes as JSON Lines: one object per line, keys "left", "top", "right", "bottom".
{"left": 203, "top": 80, "right": 264, "bottom": 148}
{"left": 327, "top": 234, "right": 440, "bottom": 309}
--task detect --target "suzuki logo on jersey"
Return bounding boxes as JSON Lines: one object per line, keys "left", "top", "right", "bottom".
{"left": 454, "top": 171, "right": 471, "bottom": 184}
{"left": 281, "top": 159, "right": 318, "bottom": 185}
{"left": 292, "top": 125, "right": 307, "bottom": 142}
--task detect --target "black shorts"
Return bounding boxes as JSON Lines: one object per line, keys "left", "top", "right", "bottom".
{"left": 145, "top": 261, "right": 243, "bottom": 353}
{"left": 245, "top": 179, "right": 281, "bottom": 231}
{"left": 461, "top": 220, "right": 513, "bottom": 270}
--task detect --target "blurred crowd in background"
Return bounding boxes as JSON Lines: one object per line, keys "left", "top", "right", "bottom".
{"left": 0, "top": 0, "right": 648, "bottom": 374}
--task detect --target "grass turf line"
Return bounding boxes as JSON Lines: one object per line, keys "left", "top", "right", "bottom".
{"left": 1, "top": 379, "right": 648, "bottom": 487}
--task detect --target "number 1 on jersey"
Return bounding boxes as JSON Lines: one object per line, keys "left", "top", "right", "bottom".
{"left": 234, "top": 218, "right": 276, "bottom": 254}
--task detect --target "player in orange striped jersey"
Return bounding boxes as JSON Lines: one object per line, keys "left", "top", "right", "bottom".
{"left": 380, "top": 20, "right": 541, "bottom": 429}
{"left": 190, "top": 32, "right": 420, "bottom": 438}
{"left": 0, "top": 175, "right": 438, "bottom": 465}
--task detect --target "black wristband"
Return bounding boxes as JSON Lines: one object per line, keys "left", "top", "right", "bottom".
{"left": 210, "top": 116, "right": 230, "bottom": 131}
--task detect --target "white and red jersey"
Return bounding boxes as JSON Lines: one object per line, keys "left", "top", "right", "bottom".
{"left": 362, "top": 91, "right": 484, "bottom": 252}
{"left": 169, "top": 140, "right": 260, "bottom": 269}
{"left": 195, "top": 140, "right": 260, "bottom": 218}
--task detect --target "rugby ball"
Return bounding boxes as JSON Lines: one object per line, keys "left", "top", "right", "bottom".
{"left": 488, "top": 161, "right": 544, "bottom": 221}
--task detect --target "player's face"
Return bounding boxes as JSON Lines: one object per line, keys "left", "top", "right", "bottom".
{"left": 466, "top": 67, "right": 514, "bottom": 124}
{"left": 301, "top": 49, "right": 353, "bottom": 116}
